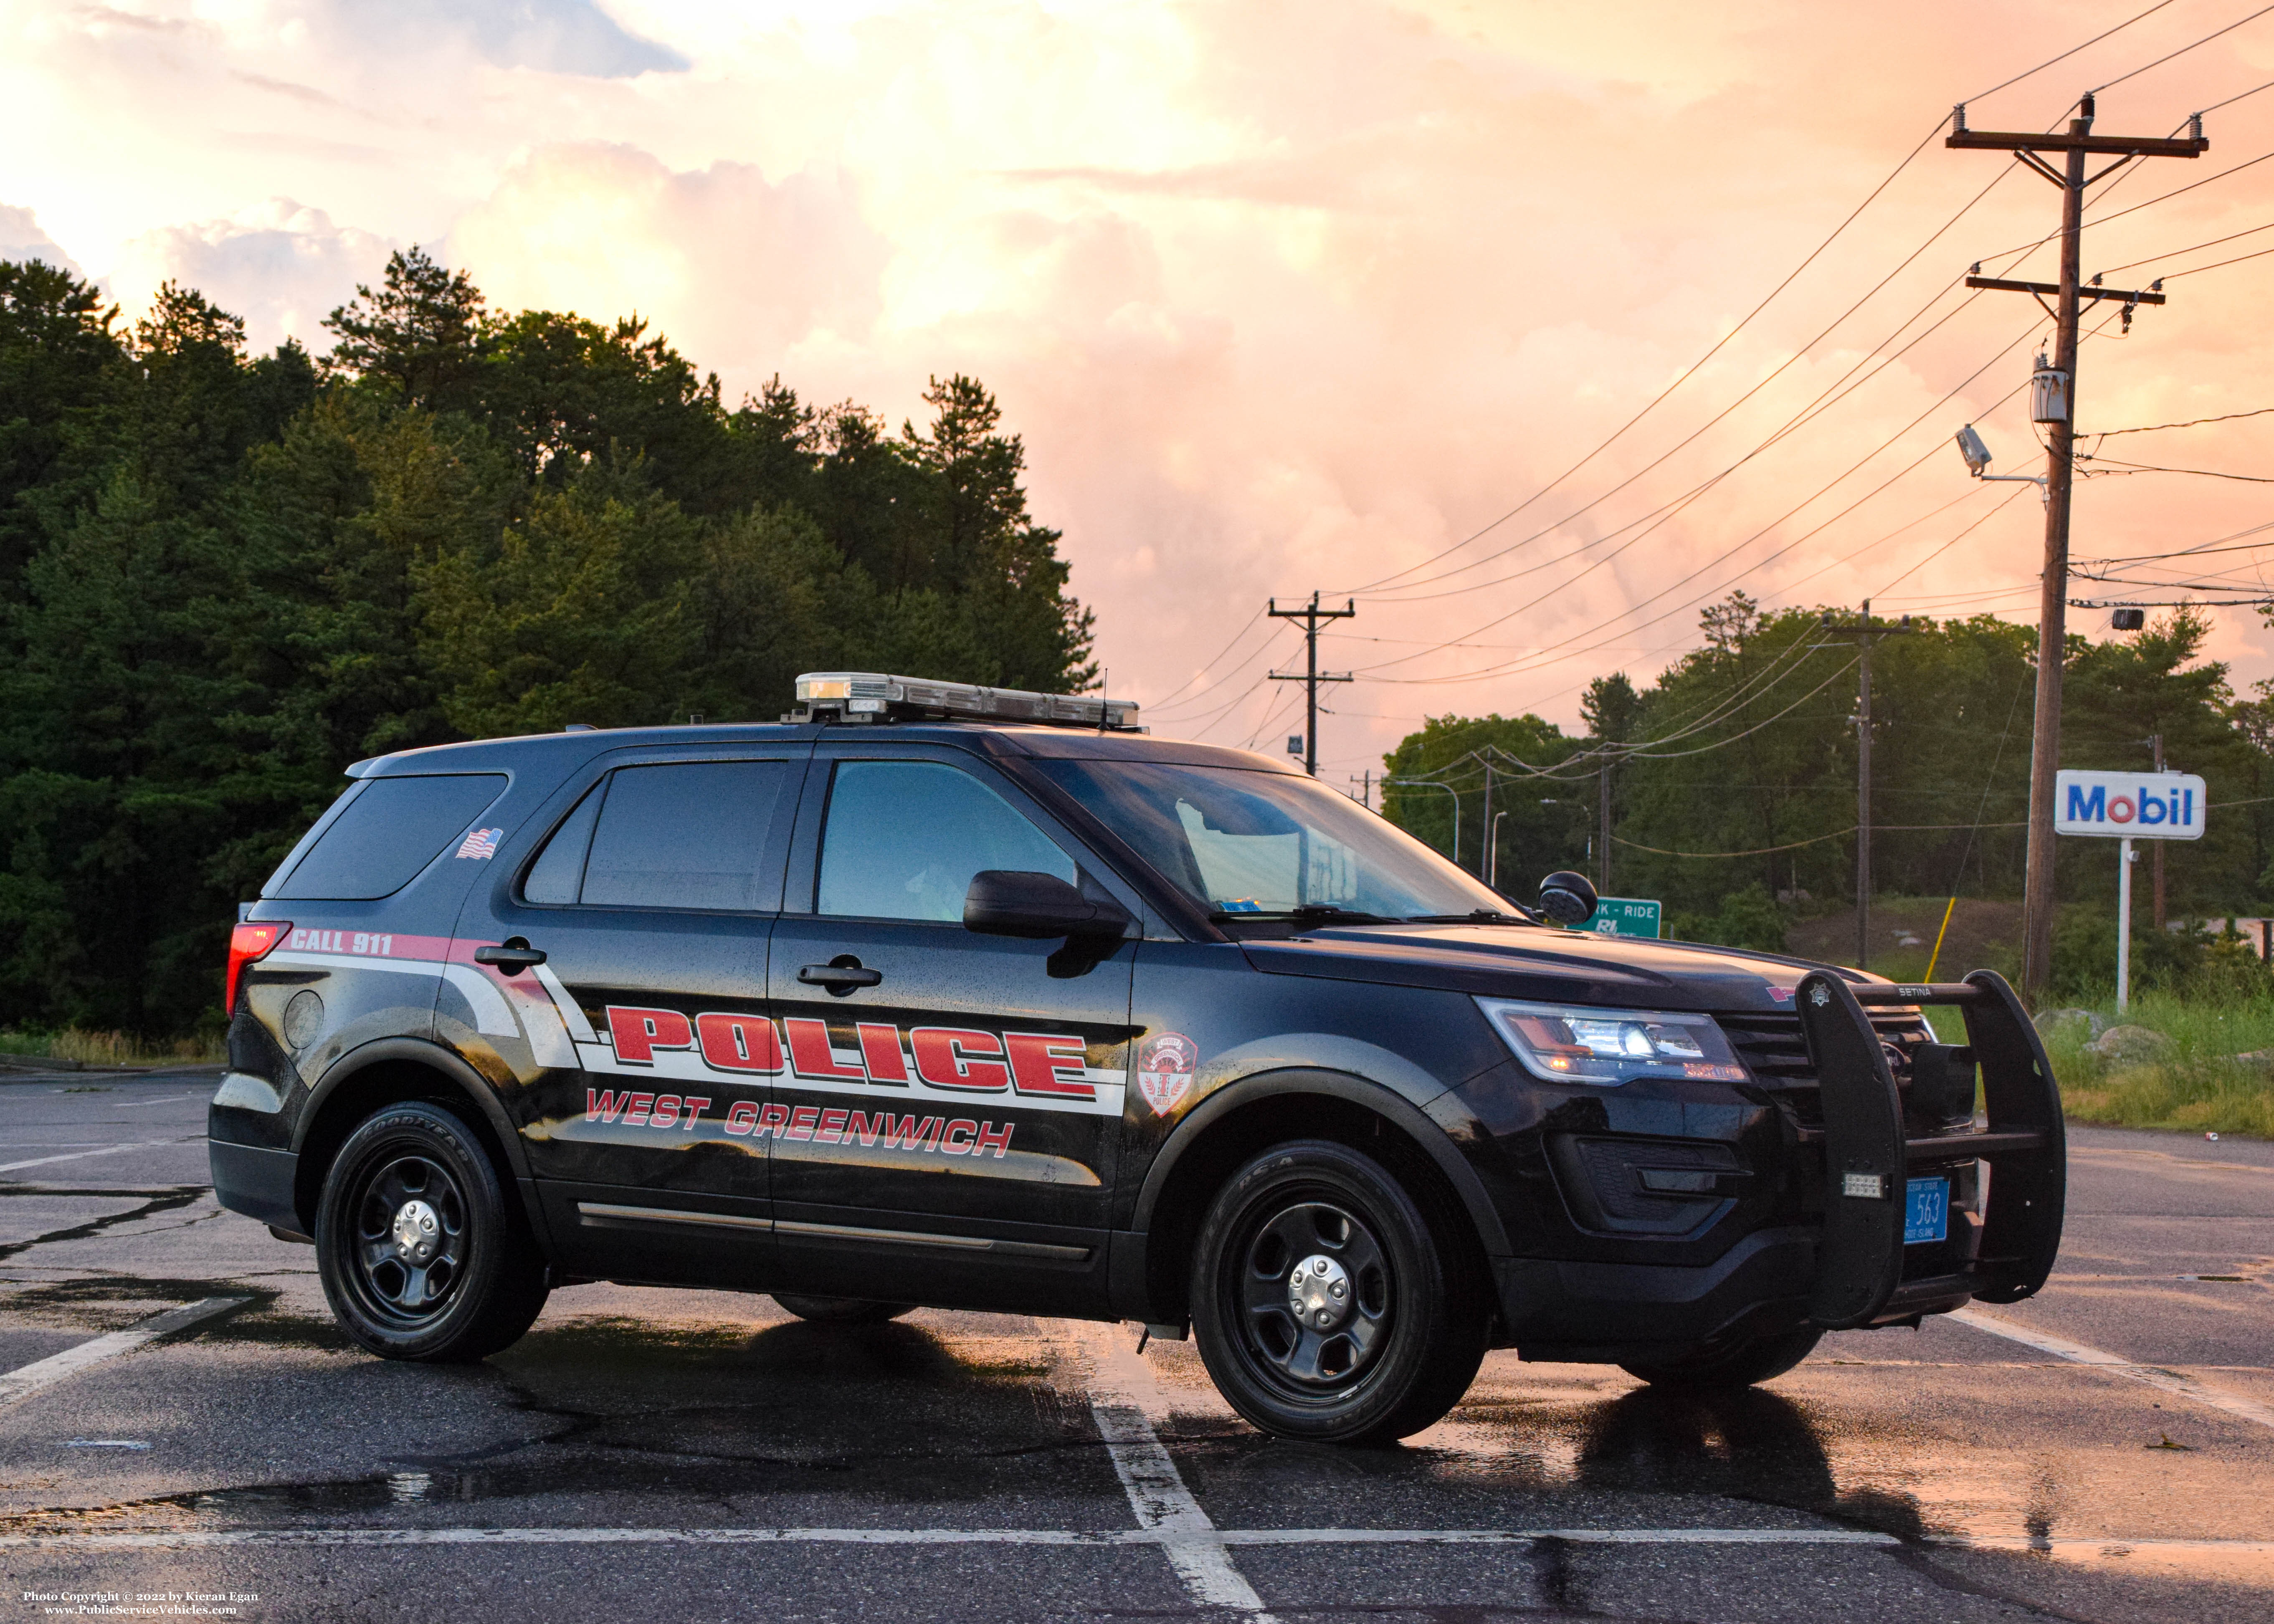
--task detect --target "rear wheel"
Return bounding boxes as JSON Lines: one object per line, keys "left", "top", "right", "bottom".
{"left": 1191, "top": 1139, "right": 1487, "bottom": 1445}
{"left": 315, "top": 1102, "right": 549, "bottom": 1362}
{"left": 772, "top": 1295, "right": 915, "bottom": 1325}
{"left": 1619, "top": 1327, "right": 1822, "bottom": 1391}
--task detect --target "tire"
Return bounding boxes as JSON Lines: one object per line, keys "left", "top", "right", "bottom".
{"left": 315, "top": 1101, "right": 549, "bottom": 1362}
{"left": 1619, "top": 1326, "right": 1823, "bottom": 1391}
{"left": 1191, "top": 1138, "right": 1489, "bottom": 1445}
{"left": 772, "top": 1295, "right": 915, "bottom": 1326}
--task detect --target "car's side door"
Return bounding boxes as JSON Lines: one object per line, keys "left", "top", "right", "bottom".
{"left": 764, "top": 744, "right": 1138, "bottom": 1313}
{"left": 458, "top": 746, "right": 804, "bottom": 1287}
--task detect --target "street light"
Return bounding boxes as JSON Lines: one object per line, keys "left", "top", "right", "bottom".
{"left": 1489, "top": 811, "right": 1507, "bottom": 887}
{"left": 1385, "top": 779, "right": 1461, "bottom": 869}
{"left": 1953, "top": 424, "right": 2046, "bottom": 497}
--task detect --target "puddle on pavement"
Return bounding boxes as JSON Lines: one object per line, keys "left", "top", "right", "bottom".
{"left": 0, "top": 1315, "right": 1109, "bottom": 1535}
{"left": 4, "top": 1300, "right": 2267, "bottom": 1587}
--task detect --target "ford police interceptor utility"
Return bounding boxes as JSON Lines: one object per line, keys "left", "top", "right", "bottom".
{"left": 211, "top": 673, "right": 2065, "bottom": 1444}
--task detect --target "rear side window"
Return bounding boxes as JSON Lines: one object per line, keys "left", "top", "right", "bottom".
{"left": 269, "top": 774, "right": 509, "bottom": 901}
{"left": 534, "top": 761, "right": 790, "bottom": 912}
{"left": 817, "top": 760, "right": 1074, "bottom": 922}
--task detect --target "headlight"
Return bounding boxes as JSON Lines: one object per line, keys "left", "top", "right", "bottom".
{"left": 1474, "top": 998, "right": 1747, "bottom": 1086}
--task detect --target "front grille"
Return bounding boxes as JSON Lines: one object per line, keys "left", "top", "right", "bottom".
{"left": 1719, "top": 1011, "right": 1933, "bottom": 1083}
{"left": 1720, "top": 1011, "right": 1935, "bottom": 1126}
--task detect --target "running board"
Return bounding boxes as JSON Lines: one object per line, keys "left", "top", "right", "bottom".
{"left": 573, "top": 1201, "right": 1091, "bottom": 1262}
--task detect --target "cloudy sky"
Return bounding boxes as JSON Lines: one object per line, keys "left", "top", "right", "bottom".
{"left": 6, "top": 0, "right": 2274, "bottom": 784}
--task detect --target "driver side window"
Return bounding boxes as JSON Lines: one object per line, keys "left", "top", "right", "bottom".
{"left": 816, "top": 760, "right": 1076, "bottom": 922}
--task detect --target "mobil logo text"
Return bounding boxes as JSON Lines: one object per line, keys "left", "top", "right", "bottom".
{"left": 2052, "top": 769, "right": 2207, "bottom": 840}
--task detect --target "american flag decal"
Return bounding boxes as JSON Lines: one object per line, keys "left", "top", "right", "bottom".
{"left": 454, "top": 827, "right": 504, "bottom": 860}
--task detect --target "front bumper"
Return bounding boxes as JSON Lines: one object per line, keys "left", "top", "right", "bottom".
{"left": 1497, "top": 969, "right": 2064, "bottom": 1358}
{"left": 1498, "top": 1226, "right": 1814, "bottom": 1359}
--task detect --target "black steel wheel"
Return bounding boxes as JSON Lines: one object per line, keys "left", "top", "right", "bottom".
{"left": 1619, "top": 1326, "right": 1822, "bottom": 1391}
{"left": 772, "top": 1295, "right": 915, "bottom": 1326}
{"left": 1192, "top": 1139, "right": 1487, "bottom": 1444}
{"left": 316, "top": 1102, "right": 548, "bottom": 1362}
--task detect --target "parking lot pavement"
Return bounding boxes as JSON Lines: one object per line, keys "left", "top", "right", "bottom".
{"left": 0, "top": 1085, "right": 2264, "bottom": 1623}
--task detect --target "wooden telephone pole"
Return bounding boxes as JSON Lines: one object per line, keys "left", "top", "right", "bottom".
{"left": 1818, "top": 601, "right": 1912, "bottom": 971}
{"left": 1946, "top": 94, "right": 2206, "bottom": 995}
{"left": 1267, "top": 594, "right": 1354, "bottom": 777}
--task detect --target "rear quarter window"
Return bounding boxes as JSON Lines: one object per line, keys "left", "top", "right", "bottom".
{"left": 267, "top": 774, "right": 509, "bottom": 901}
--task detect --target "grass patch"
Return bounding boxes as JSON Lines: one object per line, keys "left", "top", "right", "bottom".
{"left": 0, "top": 1028, "right": 224, "bottom": 1067}
{"left": 2036, "top": 989, "right": 2274, "bottom": 1138}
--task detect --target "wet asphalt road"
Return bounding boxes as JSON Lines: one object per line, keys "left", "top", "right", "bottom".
{"left": 0, "top": 1077, "right": 2264, "bottom": 1622}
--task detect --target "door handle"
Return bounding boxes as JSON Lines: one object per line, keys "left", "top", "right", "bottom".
{"left": 473, "top": 941, "right": 547, "bottom": 975}
{"left": 798, "top": 960, "right": 883, "bottom": 994}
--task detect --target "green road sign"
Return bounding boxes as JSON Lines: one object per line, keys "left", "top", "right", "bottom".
{"left": 1590, "top": 897, "right": 1662, "bottom": 939}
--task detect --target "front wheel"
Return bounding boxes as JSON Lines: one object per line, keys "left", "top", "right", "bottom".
{"left": 315, "top": 1102, "right": 549, "bottom": 1362}
{"left": 1619, "top": 1326, "right": 1822, "bottom": 1391}
{"left": 1191, "top": 1139, "right": 1488, "bottom": 1445}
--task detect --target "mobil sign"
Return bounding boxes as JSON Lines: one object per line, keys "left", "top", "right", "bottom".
{"left": 2054, "top": 769, "right": 2206, "bottom": 840}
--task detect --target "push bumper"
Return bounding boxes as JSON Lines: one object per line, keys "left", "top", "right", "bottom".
{"left": 210, "top": 1139, "right": 302, "bottom": 1233}
{"left": 1797, "top": 968, "right": 2064, "bottom": 1329}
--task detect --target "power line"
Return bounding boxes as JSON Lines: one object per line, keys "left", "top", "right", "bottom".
{"left": 2099, "top": 220, "right": 2274, "bottom": 276}
{"left": 2092, "top": 1, "right": 2274, "bottom": 92}
{"left": 1334, "top": 113, "right": 1964, "bottom": 598}
{"left": 2193, "top": 73, "right": 2274, "bottom": 118}
{"left": 1388, "top": 299, "right": 2130, "bottom": 723}
{"left": 2093, "top": 2, "right": 2274, "bottom": 94}
{"left": 1142, "top": 609, "right": 1266, "bottom": 711}
{"left": 1347, "top": 217, "right": 2079, "bottom": 676}
{"left": 1357, "top": 314, "right": 2057, "bottom": 686}
{"left": 2077, "top": 455, "right": 2274, "bottom": 481}
{"left": 2075, "top": 516, "right": 2274, "bottom": 565}
{"left": 2161, "top": 241, "right": 2274, "bottom": 278}
{"left": 1346, "top": 167, "right": 2019, "bottom": 605}
{"left": 1968, "top": 0, "right": 2182, "bottom": 104}
{"left": 2087, "top": 403, "right": 2274, "bottom": 435}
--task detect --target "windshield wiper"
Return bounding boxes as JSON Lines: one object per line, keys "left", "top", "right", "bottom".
{"left": 1404, "top": 908, "right": 1544, "bottom": 927}
{"left": 1208, "top": 904, "right": 1400, "bottom": 924}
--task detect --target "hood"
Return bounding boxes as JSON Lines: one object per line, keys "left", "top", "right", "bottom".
{"left": 1240, "top": 921, "right": 1875, "bottom": 1014}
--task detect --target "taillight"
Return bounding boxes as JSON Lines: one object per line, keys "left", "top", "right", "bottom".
{"left": 226, "top": 921, "right": 290, "bottom": 1014}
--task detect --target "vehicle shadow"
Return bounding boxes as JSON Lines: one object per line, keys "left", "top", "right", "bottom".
{"left": 1568, "top": 1382, "right": 1928, "bottom": 1539}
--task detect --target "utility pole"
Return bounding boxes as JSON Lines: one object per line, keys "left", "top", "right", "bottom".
{"left": 1267, "top": 594, "right": 1354, "bottom": 777}
{"left": 2150, "top": 732, "right": 2167, "bottom": 930}
{"left": 1819, "top": 601, "right": 1913, "bottom": 971}
{"left": 1481, "top": 762, "right": 1494, "bottom": 883}
{"left": 1599, "top": 759, "right": 1613, "bottom": 894}
{"left": 1947, "top": 94, "right": 2206, "bottom": 995}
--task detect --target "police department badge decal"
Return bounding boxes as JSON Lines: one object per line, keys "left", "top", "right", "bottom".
{"left": 1136, "top": 1031, "right": 1198, "bottom": 1115}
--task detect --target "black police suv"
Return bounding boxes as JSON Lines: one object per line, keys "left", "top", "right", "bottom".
{"left": 211, "top": 672, "right": 2065, "bottom": 1444}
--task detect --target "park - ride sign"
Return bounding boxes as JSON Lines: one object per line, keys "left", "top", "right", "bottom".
{"left": 2053, "top": 769, "right": 2206, "bottom": 840}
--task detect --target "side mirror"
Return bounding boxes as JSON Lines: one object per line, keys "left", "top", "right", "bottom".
{"left": 964, "top": 870, "right": 1132, "bottom": 941}
{"left": 1538, "top": 870, "right": 1599, "bottom": 927}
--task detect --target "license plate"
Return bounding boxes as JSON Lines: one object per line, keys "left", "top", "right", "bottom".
{"left": 1904, "top": 1176, "right": 1950, "bottom": 1245}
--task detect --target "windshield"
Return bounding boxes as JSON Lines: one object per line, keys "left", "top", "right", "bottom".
{"left": 1031, "top": 759, "right": 1518, "bottom": 921}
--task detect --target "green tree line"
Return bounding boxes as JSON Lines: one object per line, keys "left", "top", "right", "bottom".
{"left": 0, "top": 249, "right": 1094, "bottom": 1037}
{"left": 1383, "top": 592, "right": 2274, "bottom": 988}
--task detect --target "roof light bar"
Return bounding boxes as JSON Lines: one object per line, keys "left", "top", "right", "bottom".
{"left": 789, "top": 673, "right": 1141, "bottom": 731}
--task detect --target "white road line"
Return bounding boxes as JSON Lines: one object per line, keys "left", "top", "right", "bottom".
{"left": 0, "top": 1526, "right": 1913, "bottom": 1551}
{"left": 0, "top": 1298, "right": 245, "bottom": 1408}
{"left": 1076, "top": 1324, "right": 1275, "bottom": 1621}
{"left": 0, "top": 1140, "right": 199, "bottom": 1176}
{"left": 1947, "top": 1307, "right": 2274, "bottom": 1432}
